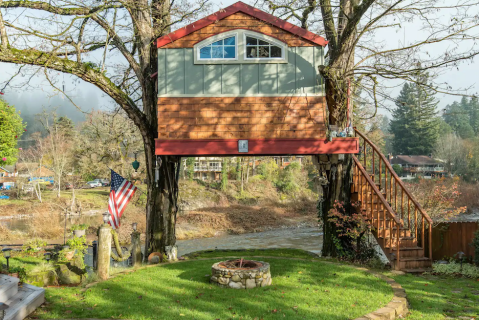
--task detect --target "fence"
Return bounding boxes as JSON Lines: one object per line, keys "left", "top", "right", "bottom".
{"left": 430, "top": 222, "right": 478, "bottom": 261}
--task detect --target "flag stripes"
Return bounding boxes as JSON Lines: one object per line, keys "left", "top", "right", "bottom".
{"left": 108, "top": 170, "right": 137, "bottom": 229}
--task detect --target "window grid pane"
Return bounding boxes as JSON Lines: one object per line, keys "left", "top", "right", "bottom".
{"left": 245, "top": 36, "right": 282, "bottom": 59}
{"left": 199, "top": 36, "right": 236, "bottom": 60}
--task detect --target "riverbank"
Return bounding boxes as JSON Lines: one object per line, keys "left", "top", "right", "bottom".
{"left": 0, "top": 179, "right": 318, "bottom": 243}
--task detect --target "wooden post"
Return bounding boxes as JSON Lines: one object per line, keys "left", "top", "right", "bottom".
{"left": 131, "top": 231, "right": 142, "bottom": 267}
{"left": 97, "top": 224, "right": 112, "bottom": 280}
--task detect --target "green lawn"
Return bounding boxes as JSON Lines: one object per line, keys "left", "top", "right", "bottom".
{"left": 390, "top": 273, "right": 479, "bottom": 320}
{"left": 185, "top": 248, "right": 319, "bottom": 260}
{"left": 34, "top": 255, "right": 392, "bottom": 320}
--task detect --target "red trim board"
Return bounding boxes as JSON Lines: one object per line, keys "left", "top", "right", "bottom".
{"left": 155, "top": 138, "right": 359, "bottom": 156}
{"left": 157, "top": 1, "right": 328, "bottom": 48}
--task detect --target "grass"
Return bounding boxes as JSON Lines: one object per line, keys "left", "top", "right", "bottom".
{"left": 186, "top": 248, "right": 319, "bottom": 260}
{"left": 3, "top": 255, "right": 45, "bottom": 272}
{"left": 390, "top": 273, "right": 479, "bottom": 320}
{"left": 33, "top": 253, "right": 392, "bottom": 320}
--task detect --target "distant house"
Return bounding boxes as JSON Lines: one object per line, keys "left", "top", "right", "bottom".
{"left": 194, "top": 157, "right": 223, "bottom": 180}
{"left": 17, "top": 163, "right": 55, "bottom": 184}
{"left": 272, "top": 156, "right": 303, "bottom": 169}
{"left": 389, "top": 155, "right": 446, "bottom": 179}
{"left": 0, "top": 165, "right": 17, "bottom": 189}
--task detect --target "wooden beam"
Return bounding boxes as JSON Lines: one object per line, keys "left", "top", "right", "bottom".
{"left": 155, "top": 138, "right": 359, "bottom": 156}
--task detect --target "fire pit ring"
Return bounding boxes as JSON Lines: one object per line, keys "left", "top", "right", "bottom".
{"left": 210, "top": 259, "right": 272, "bottom": 289}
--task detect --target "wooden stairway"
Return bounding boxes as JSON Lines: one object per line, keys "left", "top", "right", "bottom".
{"left": 351, "top": 130, "right": 433, "bottom": 273}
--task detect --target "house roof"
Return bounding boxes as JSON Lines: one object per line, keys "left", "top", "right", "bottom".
{"left": 390, "top": 155, "right": 443, "bottom": 166}
{"left": 157, "top": 1, "right": 328, "bottom": 48}
{"left": 0, "top": 166, "right": 11, "bottom": 173}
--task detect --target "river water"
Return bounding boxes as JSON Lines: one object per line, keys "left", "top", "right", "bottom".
{"left": 176, "top": 227, "right": 322, "bottom": 256}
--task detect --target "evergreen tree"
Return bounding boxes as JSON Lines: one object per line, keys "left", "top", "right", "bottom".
{"left": 186, "top": 157, "right": 195, "bottom": 180}
{"left": 390, "top": 76, "right": 440, "bottom": 155}
{"left": 443, "top": 100, "right": 474, "bottom": 139}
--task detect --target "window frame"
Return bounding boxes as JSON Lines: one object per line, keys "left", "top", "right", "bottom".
{"left": 243, "top": 32, "right": 286, "bottom": 61}
{"left": 196, "top": 32, "right": 239, "bottom": 62}
{"left": 193, "top": 29, "right": 288, "bottom": 65}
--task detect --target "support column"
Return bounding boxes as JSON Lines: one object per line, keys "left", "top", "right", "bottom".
{"left": 131, "top": 231, "right": 142, "bottom": 267}
{"left": 97, "top": 224, "right": 112, "bottom": 280}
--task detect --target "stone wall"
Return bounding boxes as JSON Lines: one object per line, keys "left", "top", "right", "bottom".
{"left": 210, "top": 261, "right": 272, "bottom": 289}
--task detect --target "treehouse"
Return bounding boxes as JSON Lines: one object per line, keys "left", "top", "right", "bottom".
{"left": 154, "top": 2, "right": 434, "bottom": 273}
{"left": 155, "top": 1, "right": 358, "bottom": 156}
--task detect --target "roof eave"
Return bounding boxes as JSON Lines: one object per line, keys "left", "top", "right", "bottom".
{"left": 157, "top": 1, "right": 328, "bottom": 48}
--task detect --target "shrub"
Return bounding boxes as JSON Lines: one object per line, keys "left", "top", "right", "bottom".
{"left": 432, "top": 260, "right": 479, "bottom": 278}
{"left": 22, "top": 238, "right": 47, "bottom": 253}
{"left": 70, "top": 223, "right": 88, "bottom": 231}
{"left": 31, "top": 262, "right": 56, "bottom": 273}
{"left": 392, "top": 164, "right": 403, "bottom": 176}
{"left": 256, "top": 159, "right": 279, "bottom": 182}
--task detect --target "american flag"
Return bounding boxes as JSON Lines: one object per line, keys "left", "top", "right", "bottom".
{"left": 108, "top": 170, "right": 138, "bottom": 229}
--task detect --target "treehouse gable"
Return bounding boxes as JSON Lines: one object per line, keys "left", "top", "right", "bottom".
{"left": 155, "top": 2, "right": 358, "bottom": 156}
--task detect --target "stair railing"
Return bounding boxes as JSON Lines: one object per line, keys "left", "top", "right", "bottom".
{"left": 352, "top": 155, "right": 402, "bottom": 269}
{"left": 354, "top": 129, "right": 433, "bottom": 260}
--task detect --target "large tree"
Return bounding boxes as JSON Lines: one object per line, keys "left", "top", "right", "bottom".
{"left": 256, "top": 0, "right": 479, "bottom": 256}
{"left": 390, "top": 76, "right": 440, "bottom": 155}
{"left": 0, "top": 0, "right": 207, "bottom": 256}
{"left": 0, "top": 98, "right": 25, "bottom": 166}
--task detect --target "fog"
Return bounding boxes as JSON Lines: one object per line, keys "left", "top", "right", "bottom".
{"left": 3, "top": 89, "right": 101, "bottom": 149}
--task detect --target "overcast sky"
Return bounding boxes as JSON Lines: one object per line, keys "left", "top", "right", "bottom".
{"left": 0, "top": 0, "right": 477, "bottom": 119}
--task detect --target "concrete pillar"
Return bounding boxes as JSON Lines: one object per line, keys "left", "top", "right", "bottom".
{"left": 97, "top": 224, "right": 112, "bottom": 280}
{"left": 131, "top": 231, "right": 142, "bottom": 267}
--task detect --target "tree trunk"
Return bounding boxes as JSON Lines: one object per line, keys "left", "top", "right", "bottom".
{"left": 319, "top": 154, "right": 353, "bottom": 256}
{"left": 319, "top": 49, "right": 355, "bottom": 256}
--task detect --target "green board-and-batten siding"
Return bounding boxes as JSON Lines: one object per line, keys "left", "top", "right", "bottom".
{"left": 158, "top": 47, "right": 324, "bottom": 96}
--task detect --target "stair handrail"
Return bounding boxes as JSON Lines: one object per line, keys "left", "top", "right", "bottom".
{"left": 352, "top": 156, "right": 403, "bottom": 227}
{"left": 354, "top": 129, "right": 433, "bottom": 225}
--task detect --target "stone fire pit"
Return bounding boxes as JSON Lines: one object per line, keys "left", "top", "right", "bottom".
{"left": 210, "top": 259, "right": 272, "bottom": 289}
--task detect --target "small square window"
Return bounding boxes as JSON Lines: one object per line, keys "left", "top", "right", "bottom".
{"left": 224, "top": 37, "right": 235, "bottom": 45}
{"left": 224, "top": 46, "right": 235, "bottom": 58}
{"left": 258, "top": 46, "right": 269, "bottom": 58}
{"left": 246, "top": 47, "right": 257, "bottom": 58}
{"left": 200, "top": 47, "right": 211, "bottom": 59}
{"left": 271, "top": 46, "right": 282, "bottom": 57}
{"left": 212, "top": 46, "right": 223, "bottom": 58}
{"left": 246, "top": 37, "right": 257, "bottom": 45}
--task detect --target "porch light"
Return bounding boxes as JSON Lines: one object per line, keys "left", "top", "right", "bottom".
{"left": 102, "top": 212, "right": 110, "bottom": 225}
{"left": 456, "top": 251, "right": 465, "bottom": 271}
{"left": 132, "top": 222, "right": 137, "bottom": 231}
{"left": 132, "top": 152, "right": 140, "bottom": 172}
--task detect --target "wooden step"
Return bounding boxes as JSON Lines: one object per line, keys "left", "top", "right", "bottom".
{"left": 394, "top": 257, "right": 432, "bottom": 269}
{"left": 0, "top": 275, "right": 18, "bottom": 302}
{"left": 389, "top": 247, "right": 425, "bottom": 258}
{"left": 380, "top": 236, "right": 417, "bottom": 247}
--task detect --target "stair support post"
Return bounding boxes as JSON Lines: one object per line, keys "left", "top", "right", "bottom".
{"left": 396, "top": 227, "right": 400, "bottom": 271}
{"left": 421, "top": 216, "right": 425, "bottom": 249}
{"left": 429, "top": 223, "right": 432, "bottom": 262}
{"left": 97, "top": 224, "right": 112, "bottom": 280}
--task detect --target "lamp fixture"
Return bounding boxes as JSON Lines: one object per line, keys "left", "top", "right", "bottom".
{"left": 2, "top": 248, "right": 12, "bottom": 271}
{"left": 102, "top": 212, "right": 110, "bottom": 225}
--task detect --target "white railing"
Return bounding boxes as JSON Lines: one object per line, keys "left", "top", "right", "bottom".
{"left": 194, "top": 166, "right": 222, "bottom": 172}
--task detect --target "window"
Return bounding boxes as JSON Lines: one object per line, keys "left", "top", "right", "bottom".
{"left": 194, "top": 30, "right": 287, "bottom": 64}
{"left": 245, "top": 36, "right": 283, "bottom": 59}
{"left": 198, "top": 35, "right": 237, "bottom": 60}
